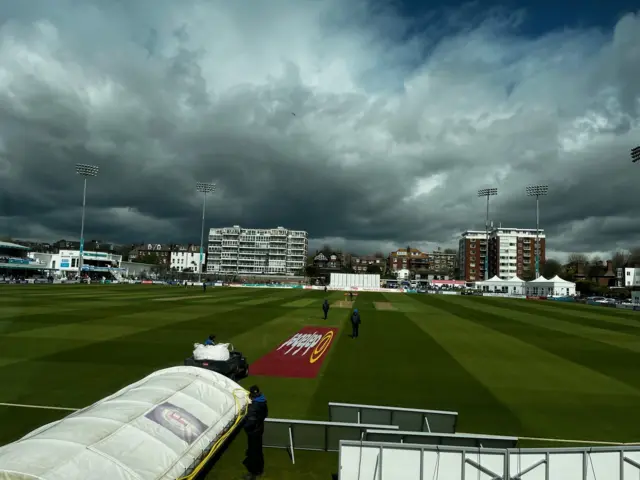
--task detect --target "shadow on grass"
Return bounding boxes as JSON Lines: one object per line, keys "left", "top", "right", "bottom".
{"left": 195, "top": 426, "right": 243, "bottom": 479}
{"left": 196, "top": 427, "right": 338, "bottom": 479}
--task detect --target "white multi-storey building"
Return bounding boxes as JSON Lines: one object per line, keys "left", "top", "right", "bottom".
{"left": 489, "top": 227, "right": 545, "bottom": 279}
{"left": 207, "top": 225, "right": 308, "bottom": 276}
{"left": 170, "top": 245, "right": 205, "bottom": 273}
{"left": 622, "top": 268, "right": 640, "bottom": 288}
{"left": 459, "top": 227, "right": 546, "bottom": 281}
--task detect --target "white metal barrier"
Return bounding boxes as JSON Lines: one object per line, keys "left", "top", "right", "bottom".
{"left": 364, "top": 429, "right": 518, "bottom": 449}
{"left": 263, "top": 419, "right": 399, "bottom": 464}
{"left": 328, "top": 402, "right": 458, "bottom": 433}
{"left": 339, "top": 440, "right": 640, "bottom": 479}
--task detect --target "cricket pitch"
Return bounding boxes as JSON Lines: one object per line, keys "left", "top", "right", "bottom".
{"left": 333, "top": 300, "right": 354, "bottom": 309}
{"left": 374, "top": 302, "right": 396, "bottom": 311}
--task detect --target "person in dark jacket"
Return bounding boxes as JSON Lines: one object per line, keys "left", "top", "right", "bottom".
{"left": 322, "top": 299, "right": 330, "bottom": 320}
{"left": 350, "top": 308, "right": 361, "bottom": 338}
{"left": 242, "top": 385, "right": 268, "bottom": 479}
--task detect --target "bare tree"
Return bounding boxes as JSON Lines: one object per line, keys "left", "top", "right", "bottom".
{"left": 611, "top": 251, "right": 629, "bottom": 270}
{"left": 567, "top": 253, "right": 589, "bottom": 265}
{"left": 629, "top": 247, "right": 640, "bottom": 267}
{"left": 589, "top": 255, "right": 603, "bottom": 265}
{"left": 587, "top": 255, "right": 605, "bottom": 278}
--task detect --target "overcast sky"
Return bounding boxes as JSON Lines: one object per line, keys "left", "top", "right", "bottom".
{"left": 0, "top": 0, "right": 638, "bottom": 261}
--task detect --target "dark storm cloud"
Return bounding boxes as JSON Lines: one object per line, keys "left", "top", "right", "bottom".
{"left": 0, "top": 0, "right": 639, "bottom": 259}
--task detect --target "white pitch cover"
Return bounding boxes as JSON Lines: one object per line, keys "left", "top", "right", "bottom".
{"left": 0, "top": 366, "right": 250, "bottom": 480}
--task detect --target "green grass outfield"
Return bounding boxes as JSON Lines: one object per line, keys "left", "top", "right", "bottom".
{"left": 2, "top": 285, "right": 640, "bottom": 479}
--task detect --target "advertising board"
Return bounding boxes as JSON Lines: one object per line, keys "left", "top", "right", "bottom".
{"left": 547, "top": 296, "right": 575, "bottom": 302}
{"left": 616, "top": 304, "right": 635, "bottom": 310}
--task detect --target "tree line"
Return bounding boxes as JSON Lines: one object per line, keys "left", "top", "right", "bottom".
{"left": 540, "top": 247, "right": 640, "bottom": 295}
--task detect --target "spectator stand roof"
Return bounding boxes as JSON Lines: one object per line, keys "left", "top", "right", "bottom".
{"left": 0, "top": 241, "right": 30, "bottom": 251}
{"left": 0, "top": 241, "right": 55, "bottom": 271}
{"left": 0, "top": 263, "right": 56, "bottom": 271}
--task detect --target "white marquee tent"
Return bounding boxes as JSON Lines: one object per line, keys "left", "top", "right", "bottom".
{"left": 474, "top": 275, "right": 504, "bottom": 291}
{"left": 475, "top": 274, "right": 576, "bottom": 296}
{"left": 474, "top": 275, "right": 519, "bottom": 294}
{"left": 504, "top": 275, "right": 526, "bottom": 295}
{"left": 0, "top": 366, "right": 250, "bottom": 480}
{"left": 525, "top": 275, "right": 576, "bottom": 297}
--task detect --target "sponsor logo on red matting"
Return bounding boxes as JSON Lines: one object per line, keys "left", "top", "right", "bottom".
{"left": 249, "top": 326, "right": 338, "bottom": 378}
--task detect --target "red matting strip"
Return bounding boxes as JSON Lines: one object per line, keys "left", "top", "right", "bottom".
{"left": 249, "top": 326, "right": 339, "bottom": 378}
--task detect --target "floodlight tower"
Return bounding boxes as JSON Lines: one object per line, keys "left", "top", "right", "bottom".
{"left": 526, "top": 185, "right": 549, "bottom": 279}
{"left": 632, "top": 146, "right": 640, "bottom": 163}
{"left": 477, "top": 188, "right": 498, "bottom": 280}
{"left": 196, "top": 182, "right": 216, "bottom": 283}
{"left": 75, "top": 163, "right": 99, "bottom": 278}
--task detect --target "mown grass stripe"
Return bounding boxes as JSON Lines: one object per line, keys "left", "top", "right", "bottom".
{"left": 513, "top": 299, "right": 640, "bottom": 325}
{"left": 407, "top": 298, "right": 639, "bottom": 440}
{"left": 421, "top": 296, "right": 640, "bottom": 392}
{"left": 535, "top": 299, "right": 640, "bottom": 319}
{"left": 306, "top": 309, "right": 523, "bottom": 434}
{"left": 477, "top": 298, "right": 640, "bottom": 336}
{"left": 463, "top": 298, "right": 640, "bottom": 355}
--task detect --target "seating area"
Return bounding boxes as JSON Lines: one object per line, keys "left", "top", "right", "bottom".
{"left": 0, "top": 256, "right": 37, "bottom": 265}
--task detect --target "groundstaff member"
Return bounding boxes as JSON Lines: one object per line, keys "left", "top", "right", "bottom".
{"left": 350, "top": 308, "right": 361, "bottom": 338}
{"left": 322, "top": 299, "right": 330, "bottom": 319}
{"left": 242, "top": 385, "right": 268, "bottom": 479}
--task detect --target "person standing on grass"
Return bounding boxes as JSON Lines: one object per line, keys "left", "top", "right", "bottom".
{"left": 350, "top": 308, "right": 361, "bottom": 338}
{"left": 242, "top": 385, "right": 268, "bottom": 480}
{"left": 322, "top": 299, "right": 330, "bottom": 320}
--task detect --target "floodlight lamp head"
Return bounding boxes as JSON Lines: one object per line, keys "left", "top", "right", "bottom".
{"left": 477, "top": 187, "right": 498, "bottom": 197}
{"left": 632, "top": 146, "right": 640, "bottom": 163}
{"left": 196, "top": 182, "right": 216, "bottom": 193}
{"left": 75, "top": 163, "right": 99, "bottom": 177}
{"left": 526, "top": 185, "right": 549, "bottom": 196}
